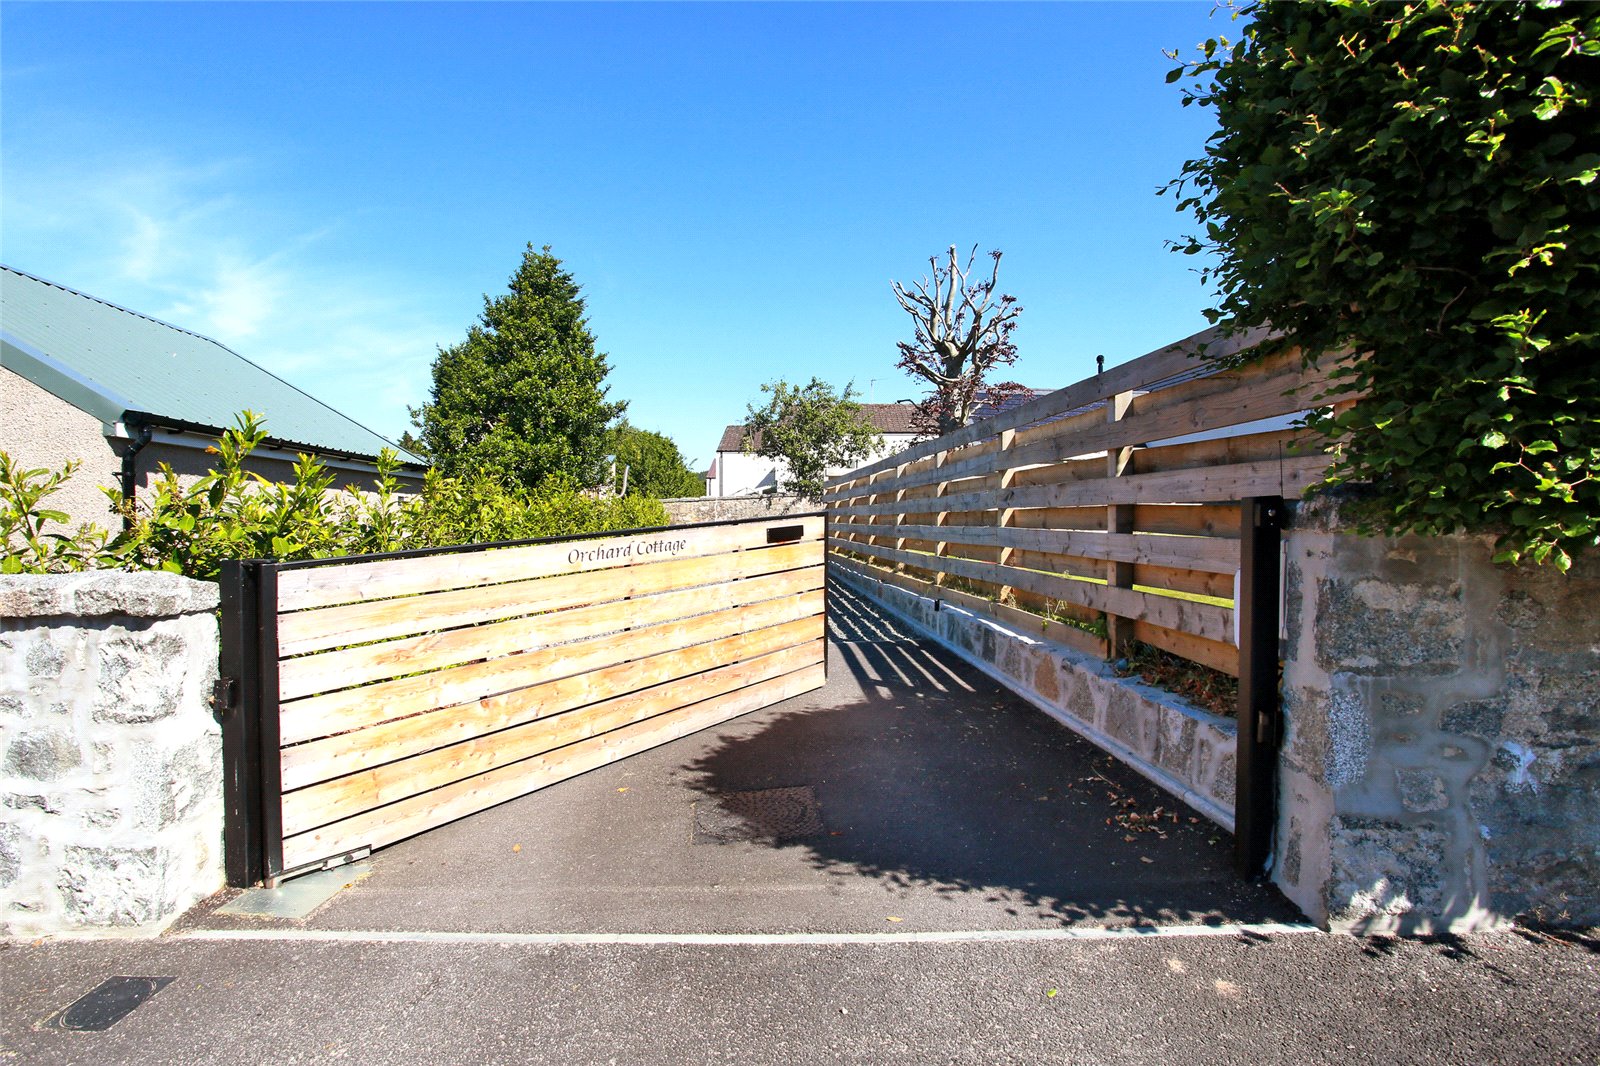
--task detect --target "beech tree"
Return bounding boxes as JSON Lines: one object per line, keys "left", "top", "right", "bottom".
{"left": 743, "top": 378, "right": 881, "bottom": 498}
{"left": 412, "top": 245, "right": 625, "bottom": 489}
{"left": 892, "top": 245, "right": 1027, "bottom": 437}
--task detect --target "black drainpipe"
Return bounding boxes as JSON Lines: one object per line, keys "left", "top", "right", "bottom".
{"left": 119, "top": 421, "right": 155, "bottom": 527}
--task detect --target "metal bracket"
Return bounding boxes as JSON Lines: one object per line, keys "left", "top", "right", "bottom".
{"left": 210, "top": 677, "right": 239, "bottom": 723}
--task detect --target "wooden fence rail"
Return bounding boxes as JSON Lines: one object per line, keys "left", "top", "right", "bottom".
{"left": 824, "top": 326, "right": 1356, "bottom": 677}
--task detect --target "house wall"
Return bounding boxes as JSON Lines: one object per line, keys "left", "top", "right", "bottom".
{"left": 2, "top": 368, "right": 419, "bottom": 540}
{"left": 1, "top": 366, "right": 120, "bottom": 531}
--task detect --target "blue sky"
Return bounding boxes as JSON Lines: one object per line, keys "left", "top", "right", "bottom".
{"left": 1, "top": 1, "right": 1241, "bottom": 472}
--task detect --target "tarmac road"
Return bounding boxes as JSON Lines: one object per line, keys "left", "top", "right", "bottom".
{"left": 4, "top": 927, "right": 1598, "bottom": 1064}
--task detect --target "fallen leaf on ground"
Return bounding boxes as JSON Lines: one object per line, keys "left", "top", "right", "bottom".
{"left": 511, "top": 843, "right": 522, "bottom": 853}
{"left": 616, "top": 787, "right": 628, "bottom": 793}
{"left": 885, "top": 916, "right": 904, "bottom": 923}
{"left": 1045, "top": 988, "right": 1059, "bottom": 998}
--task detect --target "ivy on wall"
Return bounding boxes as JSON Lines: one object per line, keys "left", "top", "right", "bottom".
{"left": 1166, "top": 1, "right": 1598, "bottom": 569}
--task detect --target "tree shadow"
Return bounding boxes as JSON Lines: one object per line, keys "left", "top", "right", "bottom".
{"left": 678, "top": 582, "right": 1303, "bottom": 929}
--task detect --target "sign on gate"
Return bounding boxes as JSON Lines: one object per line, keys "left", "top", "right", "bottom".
{"left": 218, "top": 515, "right": 827, "bottom": 886}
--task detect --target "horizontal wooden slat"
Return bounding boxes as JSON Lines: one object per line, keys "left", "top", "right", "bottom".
{"left": 278, "top": 591, "right": 825, "bottom": 744}
{"left": 277, "top": 515, "right": 823, "bottom": 612}
{"left": 281, "top": 616, "right": 826, "bottom": 791}
{"left": 828, "top": 555, "right": 1109, "bottom": 658}
{"left": 280, "top": 641, "right": 825, "bottom": 836}
{"left": 831, "top": 539, "right": 1232, "bottom": 644}
{"left": 830, "top": 522, "right": 1240, "bottom": 574}
{"left": 830, "top": 455, "right": 1330, "bottom": 517}
{"left": 278, "top": 538, "right": 823, "bottom": 656}
{"left": 857, "top": 348, "right": 1346, "bottom": 499}
{"left": 1132, "top": 619, "right": 1240, "bottom": 677}
{"left": 826, "top": 324, "right": 1274, "bottom": 489}
{"left": 280, "top": 662, "right": 827, "bottom": 870}
{"left": 279, "top": 564, "right": 824, "bottom": 700}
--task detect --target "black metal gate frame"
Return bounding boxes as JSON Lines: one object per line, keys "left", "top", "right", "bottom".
{"left": 216, "top": 512, "right": 827, "bottom": 888}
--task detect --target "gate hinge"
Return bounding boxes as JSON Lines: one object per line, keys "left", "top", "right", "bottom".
{"left": 211, "top": 677, "right": 240, "bottom": 722}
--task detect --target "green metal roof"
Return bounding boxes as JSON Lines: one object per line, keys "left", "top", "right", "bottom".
{"left": 0, "top": 265, "right": 425, "bottom": 465}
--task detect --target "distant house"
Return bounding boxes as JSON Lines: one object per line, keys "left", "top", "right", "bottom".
{"left": 705, "top": 403, "right": 920, "bottom": 498}
{"left": 1, "top": 265, "right": 426, "bottom": 532}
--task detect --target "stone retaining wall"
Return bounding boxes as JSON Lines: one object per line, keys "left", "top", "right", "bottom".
{"left": 661, "top": 495, "right": 813, "bottom": 525}
{"left": 830, "top": 558, "right": 1238, "bottom": 829}
{"left": 0, "top": 573, "right": 224, "bottom": 937}
{"left": 1277, "top": 499, "right": 1599, "bottom": 933}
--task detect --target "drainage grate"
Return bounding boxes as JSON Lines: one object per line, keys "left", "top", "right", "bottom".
{"left": 44, "top": 976, "right": 174, "bottom": 1032}
{"left": 692, "top": 786, "right": 824, "bottom": 845}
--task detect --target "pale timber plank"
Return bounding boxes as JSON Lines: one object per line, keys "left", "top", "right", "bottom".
{"left": 277, "top": 590, "right": 825, "bottom": 744}
{"left": 279, "top": 564, "right": 824, "bottom": 700}
{"left": 277, "top": 515, "right": 824, "bottom": 612}
{"left": 280, "top": 640, "right": 825, "bottom": 835}
{"left": 830, "top": 538, "right": 1231, "bottom": 643}
{"left": 823, "top": 324, "right": 1274, "bottom": 490}
{"left": 279, "top": 663, "right": 827, "bottom": 870}
{"left": 279, "top": 539, "right": 823, "bottom": 656}
{"left": 280, "top": 616, "right": 826, "bottom": 790}
{"left": 829, "top": 455, "right": 1329, "bottom": 517}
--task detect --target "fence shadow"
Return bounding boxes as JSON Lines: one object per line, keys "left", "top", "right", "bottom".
{"left": 679, "top": 583, "right": 1300, "bottom": 929}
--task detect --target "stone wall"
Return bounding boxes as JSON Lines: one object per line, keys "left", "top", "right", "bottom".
{"left": 0, "top": 572, "right": 224, "bottom": 937}
{"left": 1276, "top": 499, "right": 1599, "bottom": 933}
{"left": 830, "top": 559, "right": 1238, "bottom": 829}
{"left": 662, "top": 495, "right": 815, "bottom": 525}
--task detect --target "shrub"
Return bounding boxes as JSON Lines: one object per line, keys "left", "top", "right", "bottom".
{"left": 1166, "top": 1, "right": 1599, "bottom": 570}
{"left": 2, "top": 412, "right": 672, "bottom": 580}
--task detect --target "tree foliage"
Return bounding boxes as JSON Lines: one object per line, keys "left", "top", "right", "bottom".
{"left": 1165, "top": 0, "right": 1599, "bottom": 569}
{"left": 608, "top": 420, "right": 703, "bottom": 499}
{"left": 743, "top": 378, "right": 882, "bottom": 498}
{"left": 892, "top": 244, "right": 1027, "bottom": 437}
{"left": 413, "top": 244, "right": 625, "bottom": 490}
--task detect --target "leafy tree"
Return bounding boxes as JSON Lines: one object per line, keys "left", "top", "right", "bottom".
{"left": 1165, "top": 1, "right": 1599, "bottom": 569}
{"left": 412, "top": 244, "right": 625, "bottom": 489}
{"left": 608, "top": 420, "right": 703, "bottom": 499}
{"left": 743, "top": 378, "right": 882, "bottom": 498}
{"left": 892, "top": 244, "right": 1027, "bottom": 437}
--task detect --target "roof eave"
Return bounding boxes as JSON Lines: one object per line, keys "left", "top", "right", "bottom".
{"left": 1, "top": 332, "right": 134, "bottom": 425}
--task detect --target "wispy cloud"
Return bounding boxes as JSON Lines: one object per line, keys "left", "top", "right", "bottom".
{"left": 2, "top": 153, "right": 450, "bottom": 441}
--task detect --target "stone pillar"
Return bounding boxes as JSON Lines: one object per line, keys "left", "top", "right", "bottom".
{"left": 0, "top": 572, "right": 224, "bottom": 937}
{"left": 1275, "top": 498, "right": 1599, "bottom": 933}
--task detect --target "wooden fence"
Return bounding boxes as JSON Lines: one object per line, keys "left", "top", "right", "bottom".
{"left": 221, "top": 515, "right": 826, "bottom": 884}
{"left": 824, "top": 327, "right": 1355, "bottom": 677}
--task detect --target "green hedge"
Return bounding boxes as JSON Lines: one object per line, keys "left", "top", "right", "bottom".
{"left": 2, "top": 413, "right": 670, "bottom": 580}
{"left": 1167, "top": 1, "right": 1598, "bottom": 569}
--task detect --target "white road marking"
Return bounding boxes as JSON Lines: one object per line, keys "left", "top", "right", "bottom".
{"left": 172, "top": 922, "right": 1320, "bottom": 946}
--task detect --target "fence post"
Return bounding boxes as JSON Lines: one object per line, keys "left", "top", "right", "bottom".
{"left": 994, "top": 429, "right": 1018, "bottom": 606}
{"left": 932, "top": 450, "right": 951, "bottom": 588}
{"left": 217, "top": 560, "right": 264, "bottom": 887}
{"left": 1235, "top": 495, "right": 1283, "bottom": 878}
{"left": 1105, "top": 391, "right": 1138, "bottom": 659}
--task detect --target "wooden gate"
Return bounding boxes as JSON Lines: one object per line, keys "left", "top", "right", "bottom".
{"left": 218, "top": 515, "right": 827, "bottom": 886}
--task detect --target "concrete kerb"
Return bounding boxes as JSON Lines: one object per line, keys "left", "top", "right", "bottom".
{"left": 827, "top": 559, "right": 1238, "bottom": 833}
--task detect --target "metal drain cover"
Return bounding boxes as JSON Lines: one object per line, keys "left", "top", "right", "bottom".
{"left": 692, "top": 786, "right": 824, "bottom": 845}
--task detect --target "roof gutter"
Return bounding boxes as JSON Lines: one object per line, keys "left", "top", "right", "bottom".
{"left": 106, "top": 421, "right": 429, "bottom": 480}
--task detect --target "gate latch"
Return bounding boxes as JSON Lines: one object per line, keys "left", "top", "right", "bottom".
{"left": 211, "top": 677, "right": 239, "bottom": 722}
